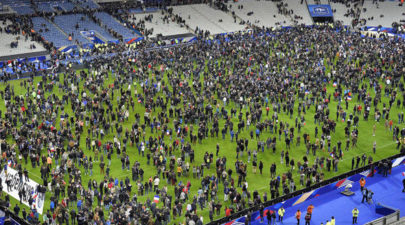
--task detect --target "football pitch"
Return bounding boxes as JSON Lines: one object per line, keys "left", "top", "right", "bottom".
{"left": 0, "top": 53, "right": 403, "bottom": 224}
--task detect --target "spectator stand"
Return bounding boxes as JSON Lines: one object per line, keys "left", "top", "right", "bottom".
{"left": 0, "top": 19, "right": 48, "bottom": 61}
{"left": 76, "top": 0, "right": 100, "bottom": 10}
{"left": 284, "top": 0, "right": 314, "bottom": 25}
{"left": 33, "top": 0, "right": 77, "bottom": 13}
{"left": 170, "top": 4, "right": 246, "bottom": 35}
{"left": 329, "top": 0, "right": 359, "bottom": 26}
{"left": 1, "top": 0, "right": 35, "bottom": 15}
{"left": 93, "top": 11, "right": 140, "bottom": 42}
{"left": 52, "top": 14, "right": 117, "bottom": 46}
{"left": 131, "top": 10, "right": 192, "bottom": 38}
{"left": 227, "top": 0, "right": 292, "bottom": 28}
{"left": 0, "top": 3, "right": 13, "bottom": 15}
{"left": 359, "top": 0, "right": 405, "bottom": 27}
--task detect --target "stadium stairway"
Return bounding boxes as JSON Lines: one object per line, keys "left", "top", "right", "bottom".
{"left": 93, "top": 12, "right": 137, "bottom": 40}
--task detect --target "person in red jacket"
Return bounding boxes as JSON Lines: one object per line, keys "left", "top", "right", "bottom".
{"left": 307, "top": 204, "right": 314, "bottom": 215}
{"left": 225, "top": 207, "right": 232, "bottom": 217}
{"left": 360, "top": 177, "right": 366, "bottom": 191}
{"left": 295, "top": 209, "right": 302, "bottom": 224}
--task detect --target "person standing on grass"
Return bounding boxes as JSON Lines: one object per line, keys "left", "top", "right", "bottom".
{"left": 100, "top": 161, "right": 105, "bottom": 175}
{"left": 280, "top": 150, "right": 284, "bottom": 164}
{"left": 373, "top": 124, "right": 376, "bottom": 136}
{"left": 259, "top": 161, "right": 263, "bottom": 175}
{"left": 352, "top": 157, "right": 355, "bottom": 170}
{"left": 356, "top": 156, "right": 361, "bottom": 169}
{"left": 373, "top": 141, "right": 376, "bottom": 154}
{"left": 352, "top": 208, "right": 359, "bottom": 224}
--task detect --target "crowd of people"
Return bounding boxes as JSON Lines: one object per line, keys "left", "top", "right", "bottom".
{"left": 0, "top": 1, "right": 404, "bottom": 225}
{"left": 0, "top": 22, "right": 403, "bottom": 225}
{"left": 1, "top": 0, "right": 403, "bottom": 77}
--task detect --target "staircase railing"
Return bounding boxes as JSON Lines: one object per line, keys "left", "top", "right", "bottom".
{"left": 364, "top": 209, "right": 400, "bottom": 225}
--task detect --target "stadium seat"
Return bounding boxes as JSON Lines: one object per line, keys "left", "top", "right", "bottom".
{"left": 132, "top": 11, "right": 191, "bottom": 37}
{"left": 94, "top": 12, "right": 137, "bottom": 40}
{"left": 32, "top": 17, "right": 73, "bottom": 48}
{"left": 53, "top": 14, "right": 118, "bottom": 45}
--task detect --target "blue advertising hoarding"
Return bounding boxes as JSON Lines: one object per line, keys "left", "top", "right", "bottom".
{"left": 308, "top": 5, "right": 333, "bottom": 17}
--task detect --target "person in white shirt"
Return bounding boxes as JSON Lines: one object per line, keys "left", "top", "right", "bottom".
{"left": 153, "top": 177, "right": 160, "bottom": 191}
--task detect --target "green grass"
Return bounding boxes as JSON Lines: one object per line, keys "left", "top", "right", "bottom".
{"left": 0, "top": 59, "right": 402, "bottom": 224}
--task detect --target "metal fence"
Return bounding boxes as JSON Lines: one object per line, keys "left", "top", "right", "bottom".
{"left": 364, "top": 209, "right": 400, "bottom": 225}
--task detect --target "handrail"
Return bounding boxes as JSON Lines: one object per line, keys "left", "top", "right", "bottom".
{"left": 364, "top": 209, "right": 400, "bottom": 225}
{"left": 206, "top": 152, "right": 405, "bottom": 225}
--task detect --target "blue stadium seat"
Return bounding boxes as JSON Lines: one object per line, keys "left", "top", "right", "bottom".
{"left": 94, "top": 12, "right": 137, "bottom": 40}
{"left": 77, "top": 0, "right": 99, "bottom": 9}
{"left": 3, "top": 0, "right": 34, "bottom": 15}
{"left": 53, "top": 14, "right": 118, "bottom": 45}
{"left": 32, "top": 17, "right": 73, "bottom": 48}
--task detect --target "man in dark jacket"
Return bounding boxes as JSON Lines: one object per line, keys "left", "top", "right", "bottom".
{"left": 305, "top": 213, "right": 311, "bottom": 225}
{"left": 361, "top": 188, "right": 369, "bottom": 203}
{"left": 267, "top": 210, "right": 273, "bottom": 225}
{"left": 259, "top": 204, "right": 264, "bottom": 222}
{"left": 402, "top": 178, "right": 405, "bottom": 192}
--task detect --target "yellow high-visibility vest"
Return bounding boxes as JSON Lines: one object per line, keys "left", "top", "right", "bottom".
{"left": 278, "top": 208, "right": 285, "bottom": 217}
{"left": 352, "top": 209, "right": 359, "bottom": 217}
